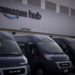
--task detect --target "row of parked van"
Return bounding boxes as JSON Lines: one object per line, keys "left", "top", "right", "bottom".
{"left": 0, "top": 32, "right": 74, "bottom": 75}
{"left": 14, "top": 34, "right": 73, "bottom": 75}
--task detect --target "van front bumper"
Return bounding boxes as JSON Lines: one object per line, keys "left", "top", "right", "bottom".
{"left": 0, "top": 65, "right": 30, "bottom": 75}
{"left": 44, "top": 61, "right": 72, "bottom": 73}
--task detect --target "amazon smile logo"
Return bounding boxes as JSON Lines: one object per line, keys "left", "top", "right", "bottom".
{"left": 3, "top": 13, "right": 19, "bottom": 19}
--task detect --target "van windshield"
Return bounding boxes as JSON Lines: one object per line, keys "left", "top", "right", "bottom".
{"left": 37, "top": 41, "right": 64, "bottom": 54}
{"left": 0, "top": 40, "right": 22, "bottom": 56}
{"left": 67, "top": 38, "right": 75, "bottom": 51}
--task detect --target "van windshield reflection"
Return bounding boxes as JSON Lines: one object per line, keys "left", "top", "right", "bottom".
{"left": 67, "top": 39, "right": 75, "bottom": 50}
{"left": 0, "top": 40, "right": 22, "bottom": 56}
{"left": 37, "top": 41, "right": 64, "bottom": 54}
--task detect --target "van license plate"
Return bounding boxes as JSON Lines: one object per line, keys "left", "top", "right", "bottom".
{"left": 64, "top": 69, "right": 68, "bottom": 73}
{"left": 4, "top": 68, "right": 25, "bottom": 75}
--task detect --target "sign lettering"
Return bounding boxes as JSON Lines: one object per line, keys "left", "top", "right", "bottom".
{"left": 0, "top": 6, "right": 41, "bottom": 20}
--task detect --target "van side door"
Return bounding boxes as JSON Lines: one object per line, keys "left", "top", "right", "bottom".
{"left": 24, "top": 43, "right": 39, "bottom": 64}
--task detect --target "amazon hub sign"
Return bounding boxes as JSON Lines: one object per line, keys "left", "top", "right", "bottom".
{"left": 0, "top": 6, "right": 41, "bottom": 20}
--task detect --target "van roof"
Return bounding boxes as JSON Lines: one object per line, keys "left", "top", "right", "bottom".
{"left": 15, "top": 34, "right": 53, "bottom": 43}
{"left": 0, "top": 32, "right": 14, "bottom": 40}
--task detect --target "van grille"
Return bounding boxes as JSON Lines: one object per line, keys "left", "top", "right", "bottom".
{"left": 0, "top": 58, "right": 25, "bottom": 68}
{"left": 3, "top": 68, "right": 25, "bottom": 75}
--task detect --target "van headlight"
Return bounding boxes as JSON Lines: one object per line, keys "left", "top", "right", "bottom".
{"left": 23, "top": 55, "right": 28, "bottom": 64}
{"left": 44, "top": 54, "right": 54, "bottom": 61}
{"left": 66, "top": 55, "right": 70, "bottom": 61}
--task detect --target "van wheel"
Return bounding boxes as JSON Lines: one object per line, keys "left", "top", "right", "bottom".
{"left": 36, "top": 68, "right": 44, "bottom": 75}
{"left": 32, "top": 66, "right": 46, "bottom": 75}
{"left": 61, "top": 73, "right": 69, "bottom": 75}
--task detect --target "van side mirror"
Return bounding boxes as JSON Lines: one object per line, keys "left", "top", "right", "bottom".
{"left": 24, "top": 42, "right": 33, "bottom": 50}
{"left": 24, "top": 42, "right": 34, "bottom": 56}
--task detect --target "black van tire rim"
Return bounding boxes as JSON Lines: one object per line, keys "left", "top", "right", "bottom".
{"left": 36, "top": 69, "right": 43, "bottom": 75}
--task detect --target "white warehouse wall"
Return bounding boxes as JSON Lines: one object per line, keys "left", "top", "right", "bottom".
{"left": 22, "top": 0, "right": 27, "bottom": 4}
{"left": 5, "top": 0, "right": 75, "bottom": 9}
{"left": 0, "top": 0, "right": 75, "bottom": 36}
{"left": 22, "top": 0, "right": 75, "bottom": 9}
{"left": 22, "top": 0, "right": 75, "bottom": 14}
{"left": 46, "top": 0, "right": 75, "bottom": 9}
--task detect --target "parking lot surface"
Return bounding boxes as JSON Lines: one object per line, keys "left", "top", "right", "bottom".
{"left": 69, "top": 73, "right": 75, "bottom": 75}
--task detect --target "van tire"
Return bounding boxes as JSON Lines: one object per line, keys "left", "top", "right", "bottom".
{"left": 31, "top": 65, "right": 46, "bottom": 75}
{"left": 36, "top": 68, "right": 44, "bottom": 75}
{"left": 36, "top": 67, "right": 46, "bottom": 75}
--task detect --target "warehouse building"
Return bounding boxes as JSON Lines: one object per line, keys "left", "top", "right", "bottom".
{"left": 0, "top": 0, "right": 75, "bottom": 36}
